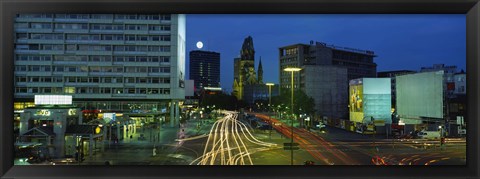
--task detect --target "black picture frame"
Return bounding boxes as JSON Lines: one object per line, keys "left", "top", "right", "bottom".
{"left": 1, "top": 0, "right": 479, "bottom": 179}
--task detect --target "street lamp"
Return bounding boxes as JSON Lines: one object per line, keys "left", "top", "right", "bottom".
{"left": 266, "top": 82, "right": 275, "bottom": 139}
{"left": 284, "top": 67, "right": 301, "bottom": 165}
{"left": 266, "top": 83, "right": 274, "bottom": 106}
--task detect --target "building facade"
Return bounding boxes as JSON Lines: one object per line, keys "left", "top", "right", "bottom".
{"left": 420, "top": 64, "right": 458, "bottom": 74}
{"left": 278, "top": 41, "right": 377, "bottom": 119}
{"left": 377, "top": 70, "right": 416, "bottom": 109}
{"left": 302, "top": 65, "right": 348, "bottom": 119}
{"left": 14, "top": 14, "right": 186, "bottom": 127}
{"left": 279, "top": 41, "right": 377, "bottom": 91}
{"left": 189, "top": 50, "right": 220, "bottom": 92}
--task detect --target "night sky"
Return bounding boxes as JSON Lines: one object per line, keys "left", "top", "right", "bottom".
{"left": 185, "top": 14, "right": 466, "bottom": 92}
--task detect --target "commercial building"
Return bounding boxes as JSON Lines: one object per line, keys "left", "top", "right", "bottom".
{"left": 377, "top": 70, "right": 416, "bottom": 109}
{"left": 396, "top": 69, "right": 466, "bottom": 135}
{"left": 396, "top": 71, "right": 445, "bottom": 125}
{"left": 189, "top": 50, "right": 220, "bottom": 92}
{"left": 279, "top": 41, "right": 377, "bottom": 91}
{"left": 278, "top": 41, "right": 377, "bottom": 119}
{"left": 349, "top": 78, "right": 392, "bottom": 133}
{"left": 13, "top": 14, "right": 186, "bottom": 128}
{"left": 420, "top": 64, "right": 458, "bottom": 74}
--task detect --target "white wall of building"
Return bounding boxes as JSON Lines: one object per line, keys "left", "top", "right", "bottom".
{"left": 396, "top": 71, "right": 444, "bottom": 124}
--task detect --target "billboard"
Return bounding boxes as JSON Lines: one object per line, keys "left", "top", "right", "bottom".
{"left": 396, "top": 71, "right": 444, "bottom": 123}
{"left": 349, "top": 78, "right": 392, "bottom": 124}
{"left": 349, "top": 79, "right": 364, "bottom": 123}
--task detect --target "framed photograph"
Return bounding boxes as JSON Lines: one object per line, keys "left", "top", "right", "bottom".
{"left": 1, "top": 0, "right": 479, "bottom": 179}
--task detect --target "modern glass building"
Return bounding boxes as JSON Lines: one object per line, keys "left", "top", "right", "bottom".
{"left": 13, "top": 14, "right": 186, "bottom": 127}
{"left": 189, "top": 50, "right": 220, "bottom": 92}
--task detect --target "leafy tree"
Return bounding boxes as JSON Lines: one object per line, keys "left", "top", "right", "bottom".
{"left": 271, "top": 88, "right": 315, "bottom": 116}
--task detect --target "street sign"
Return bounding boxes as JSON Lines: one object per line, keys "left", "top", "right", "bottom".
{"left": 283, "top": 143, "right": 299, "bottom": 146}
{"left": 283, "top": 146, "right": 300, "bottom": 150}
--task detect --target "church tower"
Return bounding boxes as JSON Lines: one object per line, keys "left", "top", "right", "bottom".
{"left": 233, "top": 36, "right": 260, "bottom": 100}
{"left": 257, "top": 57, "right": 263, "bottom": 84}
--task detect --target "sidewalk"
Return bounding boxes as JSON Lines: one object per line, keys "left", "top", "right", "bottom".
{"left": 81, "top": 124, "right": 182, "bottom": 165}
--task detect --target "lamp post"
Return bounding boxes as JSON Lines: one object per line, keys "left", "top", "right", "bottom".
{"left": 266, "top": 83, "right": 274, "bottom": 139}
{"left": 284, "top": 67, "right": 301, "bottom": 165}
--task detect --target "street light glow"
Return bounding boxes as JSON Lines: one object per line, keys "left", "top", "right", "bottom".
{"left": 265, "top": 83, "right": 274, "bottom": 86}
{"left": 284, "top": 67, "right": 302, "bottom": 72}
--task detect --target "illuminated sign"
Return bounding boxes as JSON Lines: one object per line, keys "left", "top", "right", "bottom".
{"left": 34, "top": 95, "right": 72, "bottom": 105}
{"left": 103, "top": 113, "right": 116, "bottom": 123}
{"left": 203, "top": 87, "right": 222, "bottom": 91}
{"left": 35, "top": 110, "right": 51, "bottom": 116}
{"left": 68, "top": 109, "right": 77, "bottom": 116}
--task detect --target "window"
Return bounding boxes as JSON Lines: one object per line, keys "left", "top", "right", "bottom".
{"left": 138, "top": 67, "right": 147, "bottom": 73}
{"left": 137, "top": 35, "right": 148, "bottom": 41}
{"left": 55, "top": 66, "right": 64, "bottom": 72}
{"left": 90, "top": 66, "right": 101, "bottom": 72}
{"left": 126, "top": 35, "right": 136, "bottom": 41}
{"left": 16, "top": 77, "right": 27, "bottom": 82}
{"left": 67, "top": 66, "right": 77, "bottom": 72}
{"left": 102, "top": 88, "right": 111, "bottom": 94}
{"left": 126, "top": 25, "right": 136, "bottom": 30}
{"left": 138, "top": 78, "right": 147, "bottom": 83}
{"left": 64, "top": 87, "right": 75, "bottom": 94}
{"left": 125, "top": 67, "right": 136, "bottom": 73}
{"left": 54, "top": 77, "right": 63, "bottom": 82}
{"left": 127, "top": 88, "right": 135, "bottom": 94}
{"left": 115, "top": 14, "right": 126, "bottom": 19}
{"left": 150, "top": 67, "right": 160, "bottom": 73}
{"left": 104, "top": 77, "right": 112, "bottom": 83}
{"left": 17, "top": 33, "right": 27, "bottom": 40}
{"left": 15, "top": 66, "right": 27, "bottom": 72}
{"left": 114, "top": 56, "right": 124, "bottom": 62}
{"left": 15, "top": 23, "right": 28, "bottom": 29}
{"left": 125, "top": 77, "right": 135, "bottom": 83}
{"left": 103, "top": 34, "right": 113, "bottom": 40}
{"left": 91, "top": 34, "right": 100, "bottom": 40}
{"left": 30, "top": 66, "right": 41, "bottom": 72}
{"left": 31, "top": 77, "right": 40, "bottom": 82}
{"left": 126, "top": 46, "right": 136, "bottom": 52}
{"left": 92, "top": 14, "right": 113, "bottom": 19}
{"left": 161, "top": 14, "right": 171, "bottom": 20}
{"left": 114, "top": 35, "right": 124, "bottom": 40}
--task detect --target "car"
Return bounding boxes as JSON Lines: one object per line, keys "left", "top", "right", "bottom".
{"left": 304, "top": 160, "right": 315, "bottom": 165}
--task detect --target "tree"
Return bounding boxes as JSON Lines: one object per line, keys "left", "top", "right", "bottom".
{"left": 271, "top": 88, "right": 315, "bottom": 116}
{"left": 200, "top": 92, "right": 240, "bottom": 111}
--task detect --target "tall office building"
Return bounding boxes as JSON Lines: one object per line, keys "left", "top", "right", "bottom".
{"left": 189, "top": 50, "right": 220, "bottom": 91}
{"left": 278, "top": 41, "right": 377, "bottom": 119}
{"left": 13, "top": 14, "right": 186, "bottom": 127}
{"left": 279, "top": 41, "right": 377, "bottom": 90}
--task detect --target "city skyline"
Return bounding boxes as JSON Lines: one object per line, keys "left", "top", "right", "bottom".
{"left": 186, "top": 14, "right": 466, "bottom": 92}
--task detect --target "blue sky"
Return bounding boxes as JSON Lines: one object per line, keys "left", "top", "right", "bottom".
{"left": 185, "top": 14, "right": 466, "bottom": 92}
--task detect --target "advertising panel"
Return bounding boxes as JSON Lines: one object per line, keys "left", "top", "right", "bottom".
{"left": 349, "top": 79, "right": 364, "bottom": 123}
{"left": 396, "top": 71, "right": 444, "bottom": 121}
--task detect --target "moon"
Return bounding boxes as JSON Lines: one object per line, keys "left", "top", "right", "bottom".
{"left": 196, "top": 41, "right": 204, "bottom": 49}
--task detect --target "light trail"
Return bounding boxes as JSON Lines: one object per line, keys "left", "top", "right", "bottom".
{"left": 191, "top": 111, "right": 276, "bottom": 165}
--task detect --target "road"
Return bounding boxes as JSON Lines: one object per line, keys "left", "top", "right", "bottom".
{"left": 255, "top": 113, "right": 466, "bottom": 165}
{"left": 190, "top": 111, "right": 277, "bottom": 165}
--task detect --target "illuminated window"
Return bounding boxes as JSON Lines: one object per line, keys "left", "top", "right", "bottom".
{"left": 64, "top": 87, "right": 75, "bottom": 94}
